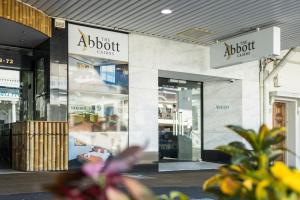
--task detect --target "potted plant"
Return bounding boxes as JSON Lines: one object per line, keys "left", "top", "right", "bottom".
{"left": 203, "top": 125, "right": 300, "bottom": 200}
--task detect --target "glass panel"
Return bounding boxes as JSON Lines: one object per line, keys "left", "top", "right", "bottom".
{"left": 158, "top": 77, "right": 202, "bottom": 161}
{"left": 0, "top": 69, "right": 20, "bottom": 124}
{"left": 68, "top": 55, "right": 128, "bottom": 165}
{"left": 36, "top": 58, "right": 45, "bottom": 95}
{"left": 20, "top": 71, "right": 34, "bottom": 120}
{"left": 35, "top": 57, "right": 47, "bottom": 120}
{"left": 49, "top": 63, "right": 68, "bottom": 121}
{"left": 0, "top": 69, "right": 20, "bottom": 168}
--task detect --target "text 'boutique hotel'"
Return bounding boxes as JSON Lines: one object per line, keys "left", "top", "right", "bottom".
{"left": 1, "top": 0, "right": 299, "bottom": 172}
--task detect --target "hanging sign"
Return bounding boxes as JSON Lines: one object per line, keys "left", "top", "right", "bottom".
{"left": 210, "top": 27, "right": 281, "bottom": 68}
{"left": 68, "top": 24, "right": 128, "bottom": 62}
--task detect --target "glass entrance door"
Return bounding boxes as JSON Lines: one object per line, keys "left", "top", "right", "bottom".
{"left": 158, "top": 77, "right": 202, "bottom": 161}
{"left": 0, "top": 68, "right": 33, "bottom": 168}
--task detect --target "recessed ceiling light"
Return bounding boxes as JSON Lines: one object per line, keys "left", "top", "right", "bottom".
{"left": 161, "top": 9, "right": 172, "bottom": 14}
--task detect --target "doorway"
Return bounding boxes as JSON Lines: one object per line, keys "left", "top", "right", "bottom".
{"left": 158, "top": 77, "right": 202, "bottom": 162}
{"left": 0, "top": 68, "right": 34, "bottom": 168}
{"left": 272, "top": 101, "right": 286, "bottom": 162}
{"left": 0, "top": 47, "right": 35, "bottom": 169}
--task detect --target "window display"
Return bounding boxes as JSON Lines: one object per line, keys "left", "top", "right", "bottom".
{"left": 68, "top": 55, "right": 128, "bottom": 165}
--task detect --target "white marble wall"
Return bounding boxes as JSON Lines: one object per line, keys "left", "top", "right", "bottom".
{"left": 128, "top": 33, "right": 260, "bottom": 162}
{"left": 203, "top": 80, "right": 243, "bottom": 149}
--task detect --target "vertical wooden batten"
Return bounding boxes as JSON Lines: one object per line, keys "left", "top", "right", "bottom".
{"left": 11, "top": 121, "right": 68, "bottom": 171}
{"left": 0, "top": 0, "right": 52, "bottom": 37}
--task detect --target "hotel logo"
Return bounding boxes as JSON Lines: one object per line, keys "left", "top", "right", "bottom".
{"left": 77, "top": 28, "right": 120, "bottom": 55}
{"left": 224, "top": 40, "right": 255, "bottom": 60}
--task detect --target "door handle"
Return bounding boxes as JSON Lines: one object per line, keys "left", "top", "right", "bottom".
{"left": 179, "top": 112, "right": 183, "bottom": 135}
{"left": 175, "top": 112, "right": 178, "bottom": 136}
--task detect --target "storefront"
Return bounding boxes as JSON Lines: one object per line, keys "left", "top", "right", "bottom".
{"left": 0, "top": 0, "right": 52, "bottom": 169}
{"left": 67, "top": 24, "right": 129, "bottom": 167}
{"left": 0, "top": 0, "right": 263, "bottom": 172}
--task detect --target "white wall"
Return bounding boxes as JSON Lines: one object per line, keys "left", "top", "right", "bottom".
{"left": 203, "top": 61, "right": 260, "bottom": 149}
{"left": 128, "top": 33, "right": 260, "bottom": 162}
{"left": 264, "top": 52, "right": 300, "bottom": 168}
{"left": 203, "top": 80, "right": 243, "bottom": 150}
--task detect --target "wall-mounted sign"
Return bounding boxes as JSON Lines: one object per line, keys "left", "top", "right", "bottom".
{"left": 210, "top": 27, "right": 280, "bottom": 68}
{"left": 0, "top": 69, "right": 20, "bottom": 88}
{"left": 215, "top": 105, "right": 230, "bottom": 111}
{"left": 0, "top": 57, "right": 14, "bottom": 65}
{"left": 68, "top": 24, "right": 128, "bottom": 62}
{"left": 0, "top": 88, "right": 19, "bottom": 98}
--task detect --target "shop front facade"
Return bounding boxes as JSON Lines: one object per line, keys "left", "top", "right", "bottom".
{"left": 0, "top": 0, "right": 264, "bottom": 171}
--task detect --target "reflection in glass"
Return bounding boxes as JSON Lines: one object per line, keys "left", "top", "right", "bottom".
{"left": 36, "top": 58, "right": 45, "bottom": 95}
{"left": 68, "top": 55, "right": 128, "bottom": 164}
{"left": 0, "top": 69, "right": 20, "bottom": 124}
{"left": 49, "top": 63, "right": 68, "bottom": 121}
{"left": 35, "top": 58, "right": 46, "bottom": 120}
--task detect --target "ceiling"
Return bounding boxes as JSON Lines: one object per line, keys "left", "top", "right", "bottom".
{"left": 0, "top": 18, "right": 48, "bottom": 48}
{"left": 21, "top": 0, "right": 300, "bottom": 50}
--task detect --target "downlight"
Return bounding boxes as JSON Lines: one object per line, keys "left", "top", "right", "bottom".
{"left": 161, "top": 9, "right": 172, "bottom": 14}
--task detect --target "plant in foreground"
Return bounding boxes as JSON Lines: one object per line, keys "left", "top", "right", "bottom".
{"left": 203, "top": 124, "right": 300, "bottom": 200}
{"left": 46, "top": 145, "right": 188, "bottom": 200}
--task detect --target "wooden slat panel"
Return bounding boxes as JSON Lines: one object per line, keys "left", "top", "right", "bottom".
{"left": 48, "top": 122, "right": 52, "bottom": 171}
{"left": 22, "top": 122, "right": 26, "bottom": 171}
{"left": 25, "top": 122, "right": 30, "bottom": 171}
{"left": 52, "top": 122, "right": 56, "bottom": 171}
{"left": 64, "top": 122, "right": 68, "bottom": 170}
{"left": 0, "top": 0, "right": 52, "bottom": 37}
{"left": 60, "top": 122, "right": 64, "bottom": 170}
{"left": 38, "top": 122, "right": 44, "bottom": 171}
{"left": 11, "top": 121, "right": 68, "bottom": 171}
{"left": 34, "top": 122, "right": 39, "bottom": 171}
{"left": 29, "top": 121, "right": 34, "bottom": 171}
{"left": 55, "top": 122, "right": 60, "bottom": 170}
{"left": 43, "top": 122, "right": 48, "bottom": 171}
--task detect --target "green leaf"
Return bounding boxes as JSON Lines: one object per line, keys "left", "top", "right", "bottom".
{"left": 257, "top": 125, "right": 269, "bottom": 146}
{"left": 228, "top": 141, "right": 247, "bottom": 150}
{"left": 263, "top": 134, "right": 285, "bottom": 149}
{"left": 226, "top": 125, "right": 259, "bottom": 151}
{"left": 169, "top": 191, "right": 189, "bottom": 200}
{"left": 268, "top": 150, "right": 284, "bottom": 162}
{"left": 231, "top": 154, "right": 249, "bottom": 165}
{"left": 269, "top": 127, "right": 285, "bottom": 137}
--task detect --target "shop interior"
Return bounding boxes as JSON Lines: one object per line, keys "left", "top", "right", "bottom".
{"left": 68, "top": 55, "right": 129, "bottom": 165}
{"left": 158, "top": 77, "right": 202, "bottom": 162}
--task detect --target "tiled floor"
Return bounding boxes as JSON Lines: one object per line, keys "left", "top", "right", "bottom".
{"left": 0, "top": 170, "right": 217, "bottom": 195}
{"left": 0, "top": 169, "right": 25, "bottom": 174}
{"left": 159, "top": 161, "right": 221, "bottom": 172}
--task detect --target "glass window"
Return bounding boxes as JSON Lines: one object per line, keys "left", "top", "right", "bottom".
{"left": 36, "top": 58, "right": 45, "bottom": 95}
{"left": 68, "top": 55, "right": 128, "bottom": 165}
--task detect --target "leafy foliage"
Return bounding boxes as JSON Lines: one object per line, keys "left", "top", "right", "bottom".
{"left": 46, "top": 146, "right": 157, "bottom": 200}
{"left": 203, "top": 124, "right": 300, "bottom": 200}
{"left": 46, "top": 146, "right": 190, "bottom": 200}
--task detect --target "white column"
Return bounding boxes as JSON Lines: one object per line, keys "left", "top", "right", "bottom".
{"left": 12, "top": 101, "right": 16, "bottom": 122}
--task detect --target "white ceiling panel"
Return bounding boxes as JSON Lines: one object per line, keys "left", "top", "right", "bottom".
{"left": 21, "top": 0, "right": 300, "bottom": 49}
